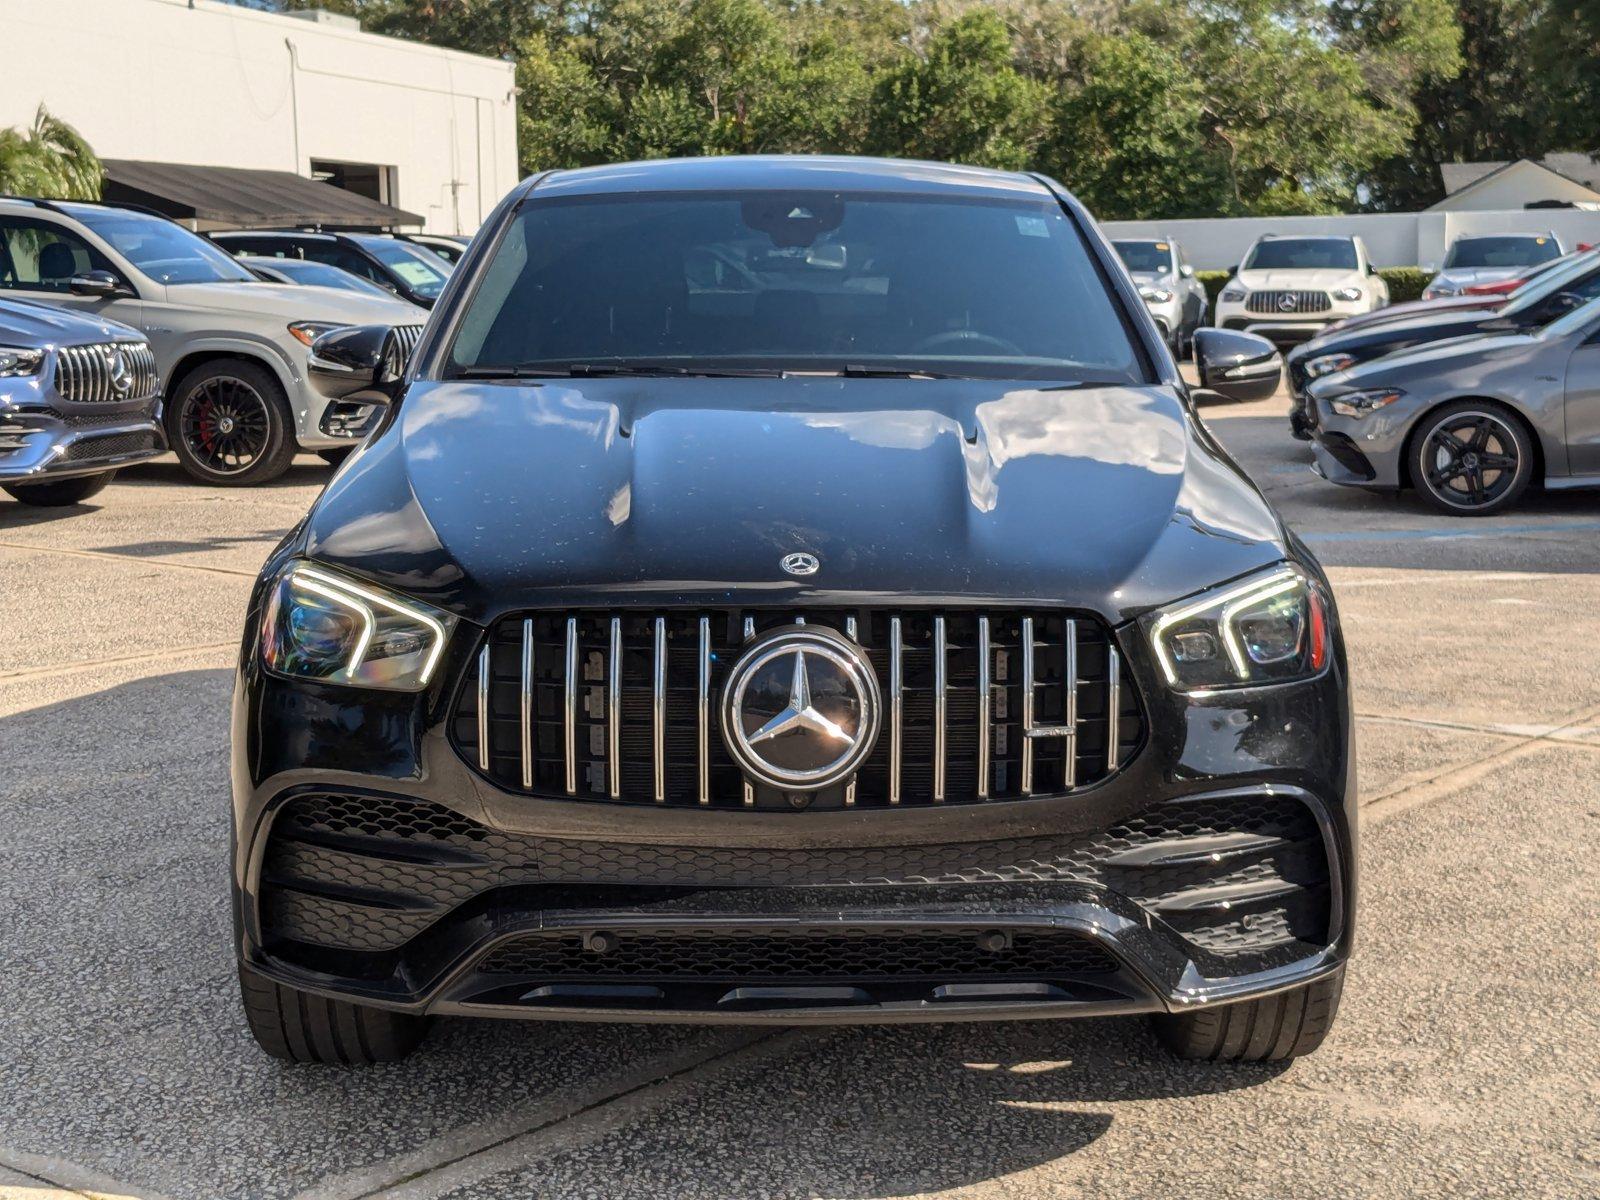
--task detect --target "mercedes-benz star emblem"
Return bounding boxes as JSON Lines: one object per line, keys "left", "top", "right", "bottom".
{"left": 720, "top": 627, "right": 880, "bottom": 790}
{"left": 104, "top": 346, "right": 134, "bottom": 394}
{"left": 1278, "top": 294, "right": 1299, "bottom": 313}
{"left": 781, "top": 551, "right": 819, "bottom": 577}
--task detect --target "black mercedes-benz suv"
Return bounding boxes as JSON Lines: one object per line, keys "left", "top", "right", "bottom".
{"left": 231, "top": 157, "right": 1354, "bottom": 1066}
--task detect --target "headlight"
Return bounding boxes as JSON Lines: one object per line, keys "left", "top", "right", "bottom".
{"left": 1304, "top": 352, "right": 1357, "bottom": 378}
{"left": 1331, "top": 286, "right": 1363, "bottom": 303}
{"left": 1424, "top": 282, "right": 1456, "bottom": 298}
{"left": 0, "top": 346, "right": 45, "bottom": 377}
{"left": 1139, "top": 286, "right": 1174, "bottom": 303}
{"left": 1145, "top": 565, "right": 1329, "bottom": 693}
{"left": 261, "top": 562, "right": 456, "bottom": 691}
{"left": 288, "top": 321, "right": 349, "bottom": 348}
{"left": 1221, "top": 287, "right": 1246, "bottom": 303}
{"left": 1329, "top": 387, "right": 1403, "bottom": 418}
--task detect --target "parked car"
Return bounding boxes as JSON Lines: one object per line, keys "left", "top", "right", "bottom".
{"left": 210, "top": 230, "right": 452, "bottom": 308}
{"left": 1305, "top": 291, "right": 1600, "bottom": 514}
{"left": 1461, "top": 251, "right": 1573, "bottom": 296}
{"left": 0, "top": 298, "right": 163, "bottom": 506}
{"left": 1422, "top": 233, "right": 1563, "bottom": 299}
{"left": 1286, "top": 247, "right": 1600, "bottom": 437}
{"left": 0, "top": 198, "right": 426, "bottom": 485}
{"left": 236, "top": 254, "right": 396, "bottom": 299}
{"left": 1110, "top": 237, "right": 1208, "bottom": 357}
{"left": 231, "top": 156, "right": 1352, "bottom": 1068}
{"left": 394, "top": 232, "right": 471, "bottom": 265}
{"left": 1213, "top": 235, "right": 1388, "bottom": 347}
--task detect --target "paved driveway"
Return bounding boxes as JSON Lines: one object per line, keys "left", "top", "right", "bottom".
{"left": 1, "top": 392, "right": 1595, "bottom": 1199}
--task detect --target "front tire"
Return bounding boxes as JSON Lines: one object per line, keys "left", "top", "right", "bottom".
{"left": 166, "top": 359, "right": 298, "bottom": 487}
{"left": 2, "top": 470, "right": 116, "bottom": 506}
{"left": 238, "top": 964, "right": 429, "bottom": 1065}
{"left": 1152, "top": 967, "right": 1344, "bottom": 1062}
{"left": 1410, "top": 401, "right": 1533, "bottom": 516}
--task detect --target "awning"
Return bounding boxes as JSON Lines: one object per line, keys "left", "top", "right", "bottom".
{"left": 99, "top": 159, "right": 424, "bottom": 231}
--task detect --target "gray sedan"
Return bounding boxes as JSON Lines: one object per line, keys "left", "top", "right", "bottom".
{"left": 1306, "top": 293, "right": 1600, "bottom": 514}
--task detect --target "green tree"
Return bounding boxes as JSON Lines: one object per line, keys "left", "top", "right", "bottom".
{"left": 1044, "top": 32, "right": 1229, "bottom": 219}
{"left": 867, "top": 9, "right": 1049, "bottom": 169}
{"left": 0, "top": 106, "right": 102, "bottom": 199}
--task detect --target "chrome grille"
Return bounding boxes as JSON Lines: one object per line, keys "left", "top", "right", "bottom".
{"left": 452, "top": 609, "right": 1143, "bottom": 810}
{"left": 54, "top": 341, "right": 158, "bottom": 403}
{"left": 1244, "top": 290, "right": 1331, "bottom": 315}
{"left": 389, "top": 324, "right": 425, "bottom": 374}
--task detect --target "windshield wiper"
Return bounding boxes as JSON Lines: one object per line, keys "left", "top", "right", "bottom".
{"left": 562, "top": 363, "right": 786, "bottom": 378}
{"left": 837, "top": 365, "right": 969, "bottom": 379}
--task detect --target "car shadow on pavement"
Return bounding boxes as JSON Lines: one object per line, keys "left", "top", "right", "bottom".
{"left": 0, "top": 669, "right": 1287, "bottom": 1199}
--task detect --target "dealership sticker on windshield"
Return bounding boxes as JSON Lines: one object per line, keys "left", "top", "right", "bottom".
{"left": 1015, "top": 215, "right": 1050, "bottom": 238}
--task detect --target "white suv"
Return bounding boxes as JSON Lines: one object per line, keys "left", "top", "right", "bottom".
{"left": 1213, "top": 235, "right": 1388, "bottom": 348}
{"left": 0, "top": 198, "right": 427, "bottom": 485}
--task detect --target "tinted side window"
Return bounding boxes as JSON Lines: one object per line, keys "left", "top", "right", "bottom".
{"left": 302, "top": 244, "right": 389, "bottom": 287}
{"left": 0, "top": 217, "right": 115, "bottom": 292}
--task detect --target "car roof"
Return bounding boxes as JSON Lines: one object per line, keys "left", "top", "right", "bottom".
{"left": 524, "top": 155, "right": 1056, "bottom": 202}
{"left": 214, "top": 230, "right": 339, "bottom": 242}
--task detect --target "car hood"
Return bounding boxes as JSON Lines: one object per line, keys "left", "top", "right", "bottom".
{"left": 1293, "top": 308, "right": 1496, "bottom": 361}
{"left": 1432, "top": 267, "right": 1526, "bottom": 289}
{"left": 1129, "top": 271, "right": 1174, "bottom": 288}
{"left": 162, "top": 281, "right": 425, "bottom": 324}
{"left": 1315, "top": 331, "right": 1536, "bottom": 393}
{"left": 0, "top": 297, "right": 142, "bottom": 346}
{"left": 1236, "top": 268, "right": 1361, "bottom": 291}
{"left": 300, "top": 378, "right": 1287, "bottom": 626}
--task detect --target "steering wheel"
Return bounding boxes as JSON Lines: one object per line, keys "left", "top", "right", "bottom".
{"left": 909, "top": 329, "right": 1025, "bottom": 356}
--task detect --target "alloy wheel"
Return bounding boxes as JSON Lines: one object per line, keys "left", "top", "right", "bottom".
{"left": 1419, "top": 411, "right": 1521, "bottom": 510}
{"left": 180, "top": 376, "right": 272, "bottom": 477}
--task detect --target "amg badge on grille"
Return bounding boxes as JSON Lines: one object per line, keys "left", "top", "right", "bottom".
{"left": 720, "top": 627, "right": 880, "bottom": 790}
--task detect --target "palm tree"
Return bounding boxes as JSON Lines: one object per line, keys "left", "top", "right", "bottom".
{"left": 0, "top": 105, "right": 103, "bottom": 199}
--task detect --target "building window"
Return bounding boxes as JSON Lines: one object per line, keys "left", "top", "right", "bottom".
{"left": 310, "top": 160, "right": 396, "bottom": 206}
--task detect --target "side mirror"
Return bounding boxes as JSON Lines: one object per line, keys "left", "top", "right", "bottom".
{"left": 308, "top": 324, "right": 406, "bottom": 402}
{"left": 1179, "top": 263, "right": 1195, "bottom": 278}
{"left": 69, "top": 270, "right": 131, "bottom": 299}
{"left": 1367, "top": 263, "right": 1380, "bottom": 276}
{"left": 1194, "top": 328, "right": 1282, "bottom": 403}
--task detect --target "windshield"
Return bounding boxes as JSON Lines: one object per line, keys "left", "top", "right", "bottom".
{"left": 68, "top": 207, "right": 256, "bottom": 285}
{"left": 1501, "top": 248, "right": 1600, "bottom": 315}
{"left": 352, "top": 236, "right": 450, "bottom": 297}
{"left": 447, "top": 191, "right": 1144, "bottom": 382}
{"left": 1112, "top": 241, "right": 1173, "bottom": 274}
{"left": 1445, "top": 236, "right": 1561, "bottom": 270}
{"left": 1243, "top": 238, "right": 1357, "bottom": 271}
{"left": 255, "top": 257, "right": 393, "bottom": 297}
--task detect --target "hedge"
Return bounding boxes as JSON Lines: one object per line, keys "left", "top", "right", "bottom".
{"left": 1194, "top": 266, "right": 1432, "bottom": 309}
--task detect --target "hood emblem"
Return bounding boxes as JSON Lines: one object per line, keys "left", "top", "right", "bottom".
{"left": 1278, "top": 294, "right": 1299, "bottom": 312}
{"left": 105, "top": 346, "right": 134, "bottom": 394}
{"left": 781, "top": 551, "right": 819, "bottom": 577}
{"left": 720, "top": 628, "right": 881, "bottom": 791}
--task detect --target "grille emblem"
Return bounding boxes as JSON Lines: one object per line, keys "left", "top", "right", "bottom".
{"left": 105, "top": 346, "right": 134, "bottom": 394}
{"left": 720, "top": 628, "right": 880, "bottom": 790}
{"left": 1278, "top": 294, "right": 1298, "bottom": 312}
{"left": 781, "top": 551, "right": 819, "bottom": 577}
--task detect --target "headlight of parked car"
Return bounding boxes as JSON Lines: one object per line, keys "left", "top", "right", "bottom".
{"left": 1304, "top": 352, "right": 1358, "bottom": 378}
{"left": 0, "top": 346, "right": 45, "bottom": 377}
{"left": 287, "top": 321, "right": 350, "bottom": 348}
{"left": 260, "top": 562, "right": 456, "bottom": 691}
{"left": 1328, "top": 387, "right": 1403, "bottom": 418}
{"left": 1423, "top": 282, "right": 1456, "bottom": 298}
{"left": 1139, "top": 286, "right": 1174, "bottom": 303}
{"left": 1221, "top": 287, "right": 1246, "bottom": 303}
{"left": 1331, "top": 286, "right": 1363, "bottom": 303}
{"left": 1144, "top": 565, "right": 1328, "bottom": 693}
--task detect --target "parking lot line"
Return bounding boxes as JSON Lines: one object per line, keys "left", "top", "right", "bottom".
{"left": 0, "top": 542, "right": 257, "bottom": 580}
{"left": 290, "top": 1030, "right": 797, "bottom": 1200}
{"left": 0, "top": 1148, "right": 174, "bottom": 1200}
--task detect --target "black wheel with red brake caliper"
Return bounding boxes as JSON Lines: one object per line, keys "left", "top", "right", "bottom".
{"left": 166, "top": 358, "right": 297, "bottom": 487}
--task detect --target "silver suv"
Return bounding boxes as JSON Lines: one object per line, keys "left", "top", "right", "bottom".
{"left": 0, "top": 298, "right": 163, "bottom": 506}
{"left": 0, "top": 199, "right": 426, "bottom": 485}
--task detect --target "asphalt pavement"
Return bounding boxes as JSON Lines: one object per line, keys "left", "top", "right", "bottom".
{"left": 0, "top": 389, "right": 1596, "bottom": 1200}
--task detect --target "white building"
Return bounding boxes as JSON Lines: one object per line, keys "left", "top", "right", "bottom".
{"left": 0, "top": 0, "right": 519, "bottom": 234}
{"left": 1433, "top": 154, "right": 1600, "bottom": 212}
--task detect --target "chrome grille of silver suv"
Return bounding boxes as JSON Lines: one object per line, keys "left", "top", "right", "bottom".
{"left": 452, "top": 608, "right": 1144, "bottom": 810}
{"left": 54, "top": 341, "right": 158, "bottom": 403}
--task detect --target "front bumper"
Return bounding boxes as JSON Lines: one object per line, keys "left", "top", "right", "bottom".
{"left": 0, "top": 392, "right": 165, "bottom": 482}
{"left": 232, "top": 602, "right": 1357, "bottom": 1026}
